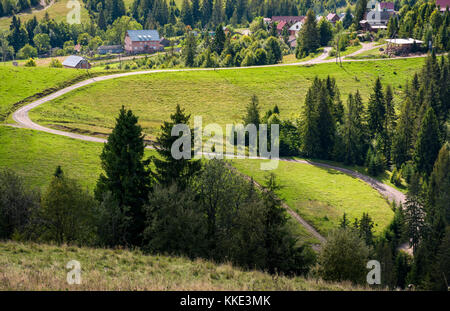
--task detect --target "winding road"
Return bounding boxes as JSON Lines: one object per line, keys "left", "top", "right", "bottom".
{"left": 9, "top": 48, "right": 411, "bottom": 245}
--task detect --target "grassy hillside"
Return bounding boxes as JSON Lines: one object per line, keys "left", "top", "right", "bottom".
{"left": 28, "top": 58, "right": 426, "bottom": 139}
{"left": 232, "top": 158, "right": 394, "bottom": 236}
{"left": 0, "top": 126, "right": 393, "bottom": 241}
{"left": 0, "top": 0, "right": 90, "bottom": 31}
{"left": 0, "top": 65, "right": 92, "bottom": 122}
{"left": 0, "top": 241, "right": 366, "bottom": 290}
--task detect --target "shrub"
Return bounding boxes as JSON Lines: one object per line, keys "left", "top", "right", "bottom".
{"left": 18, "top": 44, "right": 37, "bottom": 59}
{"left": 0, "top": 170, "right": 40, "bottom": 239}
{"left": 24, "top": 58, "right": 37, "bottom": 67}
{"left": 49, "top": 59, "right": 63, "bottom": 68}
{"left": 319, "top": 228, "right": 370, "bottom": 284}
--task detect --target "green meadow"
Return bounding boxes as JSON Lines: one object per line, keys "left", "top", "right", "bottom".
{"left": 232, "top": 158, "right": 394, "bottom": 236}
{"left": 0, "top": 65, "right": 90, "bottom": 122}
{"left": 0, "top": 125, "right": 394, "bottom": 242}
{"left": 28, "top": 57, "right": 426, "bottom": 139}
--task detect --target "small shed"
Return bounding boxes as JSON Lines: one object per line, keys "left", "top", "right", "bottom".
{"left": 385, "top": 38, "right": 424, "bottom": 55}
{"left": 62, "top": 55, "right": 91, "bottom": 69}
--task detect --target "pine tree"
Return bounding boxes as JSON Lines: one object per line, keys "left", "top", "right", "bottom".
{"left": 201, "top": 0, "right": 213, "bottom": 26}
{"left": 343, "top": 91, "right": 367, "bottom": 165}
{"left": 213, "top": 23, "right": 225, "bottom": 54}
{"left": 383, "top": 84, "right": 395, "bottom": 163}
{"left": 94, "top": 106, "right": 151, "bottom": 245}
{"left": 296, "top": 9, "right": 319, "bottom": 58}
{"left": 212, "top": 0, "right": 224, "bottom": 25}
{"left": 152, "top": 104, "right": 201, "bottom": 190}
{"left": 316, "top": 80, "right": 335, "bottom": 158}
{"left": 183, "top": 31, "right": 197, "bottom": 67}
{"left": 414, "top": 107, "right": 441, "bottom": 176}
{"left": 301, "top": 80, "right": 320, "bottom": 157}
{"left": 243, "top": 95, "right": 260, "bottom": 126}
{"left": 342, "top": 6, "right": 353, "bottom": 29}
{"left": 367, "top": 77, "right": 386, "bottom": 137}
{"left": 428, "top": 144, "right": 450, "bottom": 224}
{"left": 192, "top": 0, "right": 201, "bottom": 23}
{"left": 392, "top": 97, "right": 415, "bottom": 168}
{"left": 354, "top": 0, "right": 368, "bottom": 29}
{"left": 404, "top": 175, "right": 426, "bottom": 255}
{"left": 7, "top": 16, "right": 28, "bottom": 53}
{"left": 181, "top": 0, "right": 193, "bottom": 26}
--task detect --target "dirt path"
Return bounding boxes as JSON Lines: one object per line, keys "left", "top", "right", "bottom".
{"left": 11, "top": 53, "right": 416, "bottom": 246}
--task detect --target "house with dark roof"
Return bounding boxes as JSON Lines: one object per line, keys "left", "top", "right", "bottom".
{"left": 97, "top": 45, "right": 123, "bottom": 55}
{"left": 62, "top": 55, "right": 91, "bottom": 69}
{"left": 362, "top": 2, "right": 390, "bottom": 30}
{"left": 326, "top": 13, "right": 340, "bottom": 24}
{"left": 124, "top": 30, "right": 161, "bottom": 54}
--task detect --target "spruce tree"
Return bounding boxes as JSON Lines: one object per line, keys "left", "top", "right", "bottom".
{"left": 367, "top": 77, "right": 386, "bottom": 137}
{"left": 213, "top": 23, "right": 226, "bottom": 55}
{"left": 296, "top": 9, "right": 319, "bottom": 58}
{"left": 428, "top": 144, "right": 450, "bottom": 224}
{"left": 301, "top": 80, "right": 320, "bottom": 157}
{"left": 414, "top": 107, "right": 441, "bottom": 176}
{"left": 243, "top": 95, "right": 260, "bottom": 126}
{"left": 343, "top": 91, "right": 367, "bottom": 165}
{"left": 152, "top": 104, "right": 201, "bottom": 190}
{"left": 95, "top": 106, "right": 151, "bottom": 245}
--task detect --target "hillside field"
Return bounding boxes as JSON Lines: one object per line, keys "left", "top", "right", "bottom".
{"left": 28, "top": 57, "right": 426, "bottom": 139}
{"left": 0, "top": 241, "right": 368, "bottom": 290}
{"left": 0, "top": 65, "right": 107, "bottom": 122}
{"left": 0, "top": 126, "right": 393, "bottom": 240}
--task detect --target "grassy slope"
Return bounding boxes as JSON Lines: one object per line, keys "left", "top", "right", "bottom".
{"left": 232, "top": 158, "right": 393, "bottom": 237}
{"left": 0, "top": 241, "right": 366, "bottom": 290}
{"left": 0, "top": 126, "right": 392, "bottom": 241}
{"left": 29, "top": 58, "right": 426, "bottom": 139}
{"left": 0, "top": 65, "right": 89, "bottom": 121}
{"left": 0, "top": 0, "right": 90, "bottom": 31}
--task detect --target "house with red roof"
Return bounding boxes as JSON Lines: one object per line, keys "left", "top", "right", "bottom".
{"left": 436, "top": 0, "right": 450, "bottom": 12}
{"left": 276, "top": 21, "right": 287, "bottom": 35}
{"left": 380, "top": 2, "right": 395, "bottom": 12}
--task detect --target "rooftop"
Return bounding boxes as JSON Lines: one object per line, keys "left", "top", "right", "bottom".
{"left": 126, "top": 30, "right": 160, "bottom": 42}
{"left": 62, "top": 55, "right": 85, "bottom": 67}
{"left": 386, "top": 38, "right": 424, "bottom": 45}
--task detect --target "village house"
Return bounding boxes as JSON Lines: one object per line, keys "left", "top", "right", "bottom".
{"left": 271, "top": 16, "right": 305, "bottom": 24}
{"left": 436, "top": 0, "right": 450, "bottom": 12}
{"left": 288, "top": 21, "right": 303, "bottom": 35}
{"left": 326, "top": 13, "right": 340, "bottom": 24}
{"left": 97, "top": 45, "right": 123, "bottom": 55}
{"left": 361, "top": 1, "right": 391, "bottom": 31}
{"left": 124, "top": 30, "right": 161, "bottom": 54}
{"left": 276, "top": 21, "right": 287, "bottom": 35}
{"left": 385, "top": 38, "right": 424, "bottom": 55}
{"left": 62, "top": 55, "right": 91, "bottom": 69}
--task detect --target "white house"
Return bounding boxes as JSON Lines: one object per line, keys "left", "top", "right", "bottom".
{"left": 288, "top": 21, "right": 303, "bottom": 35}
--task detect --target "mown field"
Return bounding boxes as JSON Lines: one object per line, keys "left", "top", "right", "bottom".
{"left": 0, "top": 241, "right": 367, "bottom": 290}
{"left": 232, "top": 158, "right": 394, "bottom": 236}
{"left": 0, "top": 65, "right": 94, "bottom": 122}
{"left": 28, "top": 57, "right": 426, "bottom": 139}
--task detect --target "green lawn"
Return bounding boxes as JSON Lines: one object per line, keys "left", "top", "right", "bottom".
{"left": 0, "top": 241, "right": 366, "bottom": 290}
{"left": 0, "top": 126, "right": 104, "bottom": 190}
{"left": 231, "top": 158, "right": 394, "bottom": 236}
{"left": 0, "top": 65, "right": 91, "bottom": 122}
{"left": 29, "top": 57, "right": 426, "bottom": 140}
{"left": 326, "top": 44, "right": 363, "bottom": 60}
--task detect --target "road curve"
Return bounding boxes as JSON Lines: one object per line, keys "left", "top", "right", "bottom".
{"left": 11, "top": 54, "right": 409, "bottom": 244}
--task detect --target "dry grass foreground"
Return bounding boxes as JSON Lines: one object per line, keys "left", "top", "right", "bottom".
{"left": 0, "top": 241, "right": 369, "bottom": 291}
